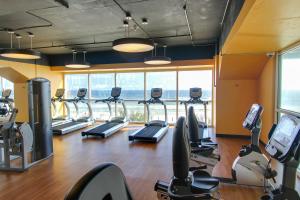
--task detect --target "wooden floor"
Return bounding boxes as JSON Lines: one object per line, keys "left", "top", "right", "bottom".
{"left": 0, "top": 125, "right": 268, "bottom": 200}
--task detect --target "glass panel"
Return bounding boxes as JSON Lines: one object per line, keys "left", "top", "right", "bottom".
{"left": 178, "top": 70, "right": 213, "bottom": 125}
{"left": 116, "top": 72, "right": 144, "bottom": 122}
{"left": 90, "top": 73, "right": 115, "bottom": 120}
{"left": 2, "top": 78, "right": 14, "bottom": 98}
{"left": 279, "top": 47, "right": 300, "bottom": 113}
{"left": 146, "top": 71, "right": 176, "bottom": 123}
{"left": 65, "top": 74, "right": 88, "bottom": 98}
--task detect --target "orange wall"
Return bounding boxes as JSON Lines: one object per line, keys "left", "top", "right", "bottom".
{"left": 258, "top": 57, "right": 276, "bottom": 143}
{"left": 216, "top": 79, "right": 258, "bottom": 135}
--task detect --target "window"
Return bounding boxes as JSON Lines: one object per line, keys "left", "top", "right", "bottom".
{"left": 90, "top": 73, "right": 115, "bottom": 120}
{"left": 278, "top": 47, "right": 300, "bottom": 114}
{"left": 146, "top": 72, "right": 176, "bottom": 123}
{"left": 64, "top": 74, "right": 89, "bottom": 117}
{"left": 278, "top": 47, "right": 300, "bottom": 173}
{"left": 116, "top": 73, "right": 144, "bottom": 122}
{"left": 63, "top": 69, "right": 213, "bottom": 125}
{"left": 178, "top": 70, "right": 213, "bottom": 125}
{"left": 0, "top": 77, "right": 14, "bottom": 98}
{"left": 65, "top": 74, "right": 89, "bottom": 98}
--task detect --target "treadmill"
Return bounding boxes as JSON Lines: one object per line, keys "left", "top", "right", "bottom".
{"left": 180, "top": 87, "right": 208, "bottom": 132}
{"left": 52, "top": 88, "right": 94, "bottom": 135}
{"left": 82, "top": 87, "right": 129, "bottom": 138}
{"left": 51, "top": 88, "right": 72, "bottom": 127}
{"left": 129, "top": 88, "right": 169, "bottom": 143}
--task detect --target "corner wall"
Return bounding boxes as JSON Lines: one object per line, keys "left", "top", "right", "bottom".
{"left": 216, "top": 79, "right": 258, "bottom": 135}
{"left": 0, "top": 60, "right": 63, "bottom": 122}
{"left": 257, "top": 57, "right": 276, "bottom": 143}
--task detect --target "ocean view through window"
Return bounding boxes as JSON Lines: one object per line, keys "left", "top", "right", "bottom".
{"left": 64, "top": 69, "right": 213, "bottom": 125}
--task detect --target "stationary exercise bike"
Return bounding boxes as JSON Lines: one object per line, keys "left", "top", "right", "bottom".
{"left": 219, "top": 104, "right": 271, "bottom": 187}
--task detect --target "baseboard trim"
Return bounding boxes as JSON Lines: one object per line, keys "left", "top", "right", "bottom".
{"left": 216, "top": 134, "right": 267, "bottom": 146}
{"left": 216, "top": 134, "right": 250, "bottom": 139}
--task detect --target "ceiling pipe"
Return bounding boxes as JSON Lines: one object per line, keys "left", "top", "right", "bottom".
{"left": 112, "top": 0, "right": 151, "bottom": 38}
{"left": 220, "top": 0, "right": 230, "bottom": 26}
{"left": 183, "top": 1, "right": 194, "bottom": 45}
{"left": 31, "top": 34, "right": 193, "bottom": 50}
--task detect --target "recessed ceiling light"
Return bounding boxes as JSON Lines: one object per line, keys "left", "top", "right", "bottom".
{"left": 200, "top": 16, "right": 208, "bottom": 20}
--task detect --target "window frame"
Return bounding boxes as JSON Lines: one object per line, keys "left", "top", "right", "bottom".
{"left": 63, "top": 67, "right": 214, "bottom": 125}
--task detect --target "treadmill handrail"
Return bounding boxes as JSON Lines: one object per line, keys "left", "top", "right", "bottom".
{"left": 139, "top": 98, "right": 168, "bottom": 124}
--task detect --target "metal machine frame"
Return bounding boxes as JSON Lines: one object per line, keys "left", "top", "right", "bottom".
{"left": 129, "top": 88, "right": 169, "bottom": 143}
{"left": 82, "top": 87, "right": 129, "bottom": 138}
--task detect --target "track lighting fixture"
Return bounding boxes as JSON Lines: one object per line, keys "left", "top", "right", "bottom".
{"left": 0, "top": 31, "right": 41, "bottom": 60}
{"left": 65, "top": 51, "right": 90, "bottom": 68}
{"left": 144, "top": 44, "right": 171, "bottom": 65}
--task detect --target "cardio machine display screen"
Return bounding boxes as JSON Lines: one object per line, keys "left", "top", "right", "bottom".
{"left": 190, "top": 88, "right": 202, "bottom": 98}
{"left": 55, "top": 89, "right": 65, "bottom": 97}
{"left": 272, "top": 115, "right": 299, "bottom": 148}
{"left": 111, "top": 87, "right": 121, "bottom": 98}
{"left": 243, "top": 104, "right": 263, "bottom": 130}
{"left": 151, "top": 88, "right": 162, "bottom": 98}
{"left": 77, "top": 88, "right": 87, "bottom": 98}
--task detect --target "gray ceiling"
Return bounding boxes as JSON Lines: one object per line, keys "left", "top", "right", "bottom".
{"left": 0, "top": 0, "right": 227, "bottom": 54}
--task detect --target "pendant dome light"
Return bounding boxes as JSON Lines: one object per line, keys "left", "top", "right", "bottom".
{"left": 112, "top": 16, "right": 154, "bottom": 53}
{"left": 144, "top": 44, "right": 171, "bottom": 65}
{"left": 65, "top": 51, "right": 90, "bottom": 68}
{"left": 0, "top": 31, "right": 41, "bottom": 60}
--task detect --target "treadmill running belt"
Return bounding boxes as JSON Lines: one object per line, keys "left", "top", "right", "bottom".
{"left": 85, "top": 122, "right": 121, "bottom": 134}
{"left": 135, "top": 126, "right": 162, "bottom": 138}
{"left": 52, "top": 121, "right": 81, "bottom": 130}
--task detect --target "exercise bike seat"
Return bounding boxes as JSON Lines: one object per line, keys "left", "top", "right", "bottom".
{"left": 191, "top": 170, "right": 219, "bottom": 193}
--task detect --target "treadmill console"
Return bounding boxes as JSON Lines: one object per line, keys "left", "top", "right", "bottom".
{"left": 190, "top": 88, "right": 202, "bottom": 99}
{"left": 151, "top": 88, "right": 162, "bottom": 99}
{"left": 77, "top": 88, "right": 87, "bottom": 98}
{"left": 266, "top": 115, "right": 300, "bottom": 163}
{"left": 2, "top": 89, "right": 11, "bottom": 98}
{"left": 55, "top": 88, "right": 65, "bottom": 98}
{"left": 242, "top": 104, "right": 263, "bottom": 130}
{"left": 111, "top": 87, "right": 121, "bottom": 98}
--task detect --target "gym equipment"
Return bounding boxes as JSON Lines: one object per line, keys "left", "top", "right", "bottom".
{"left": 51, "top": 88, "right": 72, "bottom": 127}
{"left": 261, "top": 115, "right": 300, "bottom": 200}
{"left": 128, "top": 88, "right": 169, "bottom": 143}
{"left": 0, "top": 78, "right": 53, "bottom": 171}
{"left": 65, "top": 163, "right": 133, "bottom": 200}
{"left": 180, "top": 87, "right": 208, "bottom": 132}
{"left": 52, "top": 88, "right": 94, "bottom": 135}
{"left": 188, "top": 106, "right": 220, "bottom": 174}
{"left": 0, "top": 89, "right": 14, "bottom": 124}
{"left": 82, "top": 87, "right": 129, "bottom": 138}
{"left": 155, "top": 116, "right": 220, "bottom": 199}
{"left": 0, "top": 108, "right": 34, "bottom": 171}
{"left": 218, "top": 104, "right": 271, "bottom": 187}
{"left": 28, "top": 78, "right": 53, "bottom": 160}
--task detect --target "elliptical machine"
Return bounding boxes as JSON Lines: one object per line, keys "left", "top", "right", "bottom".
{"left": 261, "top": 114, "right": 300, "bottom": 200}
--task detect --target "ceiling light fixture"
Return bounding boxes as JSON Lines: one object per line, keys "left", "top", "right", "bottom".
{"left": 144, "top": 44, "right": 171, "bottom": 65}
{"left": 65, "top": 51, "right": 90, "bottom": 68}
{"left": 112, "top": 15, "right": 154, "bottom": 53}
{"left": 0, "top": 31, "right": 41, "bottom": 60}
{"left": 142, "top": 18, "right": 148, "bottom": 25}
